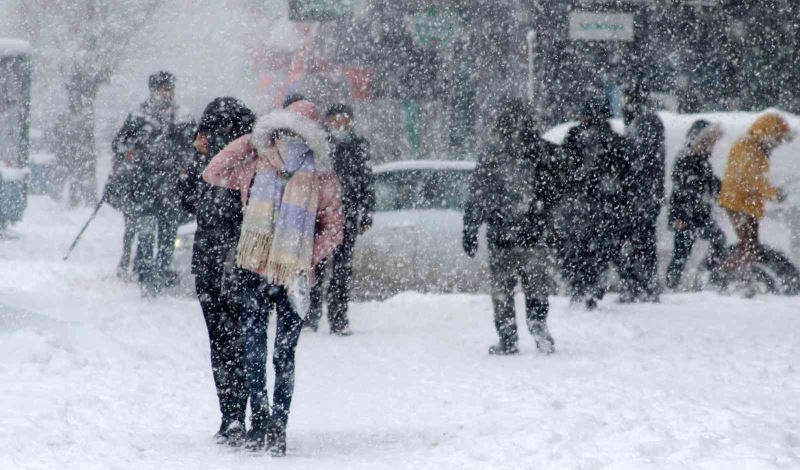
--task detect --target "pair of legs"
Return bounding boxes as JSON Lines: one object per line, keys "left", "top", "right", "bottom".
{"left": 306, "top": 225, "right": 357, "bottom": 334}
{"left": 488, "top": 247, "right": 554, "bottom": 354}
{"left": 131, "top": 213, "right": 179, "bottom": 292}
{"left": 620, "top": 214, "right": 660, "bottom": 301}
{"left": 195, "top": 264, "right": 247, "bottom": 434}
{"left": 721, "top": 209, "right": 761, "bottom": 282}
{"left": 665, "top": 222, "right": 726, "bottom": 289}
{"left": 238, "top": 271, "right": 304, "bottom": 453}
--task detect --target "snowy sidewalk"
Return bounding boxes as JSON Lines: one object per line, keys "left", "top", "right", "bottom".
{"left": 1, "top": 198, "right": 799, "bottom": 469}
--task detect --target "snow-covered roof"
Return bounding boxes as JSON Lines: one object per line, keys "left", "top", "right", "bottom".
{"left": 373, "top": 160, "right": 476, "bottom": 173}
{"left": 0, "top": 38, "right": 32, "bottom": 56}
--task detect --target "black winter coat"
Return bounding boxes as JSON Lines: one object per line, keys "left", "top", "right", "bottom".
{"left": 463, "top": 136, "right": 566, "bottom": 250}
{"left": 668, "top": 149, "right": 721, "bottom": 229}
{"left": 179, "top": 135, "right": 244, "bottom": 276}
{"left": 625, "top": 110, "right": 666, "bottom": 220}
{"left": 329, "top": 134, "right": 375, "bottom": 229}
{"left": 107, "top": 99, "right": 195, "bottom": 219}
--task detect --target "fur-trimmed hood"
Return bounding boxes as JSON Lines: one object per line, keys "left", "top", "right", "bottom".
{"left": 251, "top": 109, "right": 331, "bottom": 171}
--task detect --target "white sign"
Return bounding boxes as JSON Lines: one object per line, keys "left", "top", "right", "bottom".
{"left": 569, "top": 12, "right": 634, "bottom": 42}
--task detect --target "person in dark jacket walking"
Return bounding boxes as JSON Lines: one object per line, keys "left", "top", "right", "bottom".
{"left": 305, "top": 104, "right": 375, "bottom": 335}
{"left": 665, "top": 120, "right": 726, "bottom": 289}
{"left": 180, "top": 97, "right": 256, "bottom": 445}
{"left": 109, "top": 71, "right": 196, "bottom": 294}
{"left": 556, "top": 97, "right": 630, "bottom": 310}
{"left": 463, "top": 99, "right": 559, "bottom": 355}
{"left": 620, "top": 84, "right": 666, "bottom": 302}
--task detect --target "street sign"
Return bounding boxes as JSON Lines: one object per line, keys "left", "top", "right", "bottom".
{"left": 568, "top": 12, "right": 634, "bottom": 42}
{"left": 288, "top": 0, "right": 352, "bottom": 22}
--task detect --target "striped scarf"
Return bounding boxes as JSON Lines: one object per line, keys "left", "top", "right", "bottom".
{"left": 235, "top": 137, "right": 320, "bottom": 287}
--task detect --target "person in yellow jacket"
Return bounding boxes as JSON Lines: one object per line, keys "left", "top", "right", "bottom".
{"left": 719, "top": 113, "right": 794, "bottom": 286}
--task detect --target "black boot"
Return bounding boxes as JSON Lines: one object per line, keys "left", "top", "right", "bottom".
{"left": 243, "top": 428, "right": 266, "bottom": 451}
{"left": 488, "top": 339, "right": 519, "bottom": 356}
{"left": 267, "top": 423, "right": 287, "bottom": 457}
{"left": 214, "top": 419, "right": 244, "bottom": 446}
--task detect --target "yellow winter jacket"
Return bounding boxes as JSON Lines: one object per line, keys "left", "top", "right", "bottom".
{"left": 719, "top": 113, "right": 788, "bottom": 219}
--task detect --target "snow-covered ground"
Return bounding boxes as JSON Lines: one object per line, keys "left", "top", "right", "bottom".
{"left": 1, "top": 196, "right": 799, "bottom": 469}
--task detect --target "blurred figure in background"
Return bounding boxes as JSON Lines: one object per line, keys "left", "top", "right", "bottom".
{"left": 306, "top": 104, "right": 374, "bottom": 336}
{"left": 620, "top": 83, "right": 666, "bottom": 303}
{"left": 463, "top": 98, "right": 558, "bottom": 356}
{"left": 108, "top": 71, "right": 195, "bottom": 295}
{"left": 180, "top": 97, "right": 255, "bottom": 445}
{"left": 557, "top": 96, "right": 629, "bottom": 310}
{"left": 719, "top": 113, "right": 794, "bottom": 295}
{"left": 665, "top": 120, "right": 726, "bottom": 290}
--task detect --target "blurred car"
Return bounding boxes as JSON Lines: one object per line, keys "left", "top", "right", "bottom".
{"left": 350, "top": 160, "right": 489, "bottom": 300}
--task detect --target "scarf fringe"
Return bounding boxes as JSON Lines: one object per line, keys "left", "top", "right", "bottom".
{"left": 236, "top": 226, "right": 306, "bottom": 287}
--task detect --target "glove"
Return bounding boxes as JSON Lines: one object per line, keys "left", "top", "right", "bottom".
{"left": 359, "top": 216, "right": 373, "bottom": 235}
{"left": 463, "top": 231, "right": 478, "bottom": 258}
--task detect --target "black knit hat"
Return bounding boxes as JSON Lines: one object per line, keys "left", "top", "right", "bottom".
{"left": 282, "top": 93, "right": 306, "bottom": 109}
{"left": 197, "top": 97, "right": 255, "bottom": 138}
{"left": 325, "top": 103, "right": 354, "bottom": 119}
{"left": 148, "top": 70, "right": 175, "bottom": 91}
{"left": 686, "top": 119, "right": 711, "bottom": 143}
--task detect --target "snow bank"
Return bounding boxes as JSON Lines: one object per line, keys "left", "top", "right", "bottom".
{"left": 0, "top": 38, "right": 31, "bottom": 55}
{"left": 374, "top": 160, "right": 476, "bottom": 173}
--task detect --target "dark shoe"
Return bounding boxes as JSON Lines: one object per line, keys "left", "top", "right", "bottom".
{"left": 529, "top": 320, "right": 555, "bottom": 355}
{"left": 488, "top": 341, "right": 519, "bottom": 356}
{"left": 243, "top": 428, "right": 266, "bottom": 452}
{"left": 214, "top": 420, "right": 244, "bottom": 446}
{"left": 303, "top": 320, "right": 319, "bottom": 332}
{"left": 267, "top": 424, "right": 287, "bottom": 457}
{"left": 330, "top": 326, "right": 353, "bottom": 336}
{"left": 585, "top": 297, "right": 598, "bottom": 311}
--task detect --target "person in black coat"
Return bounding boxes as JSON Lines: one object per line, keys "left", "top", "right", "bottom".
{"left": 109, "top": 71, "right": 196, "bottom": 294}
{"left": 665, "top": 120, "right": 726, "bottom": 289}
{"left": 620, "top": 84, "right": 666, "bottom": 302}
{"left": 180, "top": 97, "right": 255, "bottom": 445}
{"left": 556, "top": 96, "right": 630, "bottom": 310}
{"left": 463, "top": 99, "right": 560, "bottom": 355}
{"left": 306, "top": 104, "right": 375, "bottom": 335}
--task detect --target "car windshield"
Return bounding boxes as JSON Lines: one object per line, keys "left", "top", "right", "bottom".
{"left": 374, "top": 169, "right": 471, "bottom": 212}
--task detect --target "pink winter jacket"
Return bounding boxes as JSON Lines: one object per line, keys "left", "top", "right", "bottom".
{"left": 202, "top": 134, "right": 344, "bottom": 265}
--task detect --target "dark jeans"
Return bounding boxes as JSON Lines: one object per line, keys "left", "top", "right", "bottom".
{"left": 119, "top": 213, "right": 136, "bottom": 270}
{"left": 239, "top": 272, "right": 304, "bottom": 432}
{"left": 156, "top": 213, "right": 179, "bottom": 272}
{"left": 621, "top": 215, "right": 660, "bottom": 299}
{"left": 196, "top": 265, "right": 247, "bottom": 424}
{"left": 307, "top": 224, "right": 357, "bottom": 332}
{"left": 489, "top": 247, "right": 550, "bottom": 346}
{"left": 666, "top": 222, "right": 726, "bottom": 288}
{"left": 132, "top": 214, "right": 179, "bottom": 285}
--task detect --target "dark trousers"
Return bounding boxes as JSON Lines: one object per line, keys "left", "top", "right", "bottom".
{"left": 621, "top": 215, "right": 660, "bottom": 298}
{"left": 119, "top": 213, "right": 136, "bottom": 270}
{"left": 489, "top": 247, "right": 549, "bottom": 346}
{"left": 666, "top": 222, "right": 726, "bottom": 288}
{"left": 156, "top": 214, "right": 179, "bottom": 272}
{"left": 239, "top": 272, "right": 304, "bottom": 431}
{"left": 561, "top": 224, "right": 620, "bottom": 300}
{"left": 307, "top": 224, "right": 357, "bottom": 332}
{"left": 196, "top": 265, "right": 247, "bottom": 424}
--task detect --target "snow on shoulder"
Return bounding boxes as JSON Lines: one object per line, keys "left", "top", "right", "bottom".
{"left": 374, "top": 159, "right": 476, "bottom": 174}
{"left": 0, "top": 38, "right": 32, "bottom": 56}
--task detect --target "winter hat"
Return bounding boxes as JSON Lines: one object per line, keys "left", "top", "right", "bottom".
{"left": 748, "top": 113, "right": 792, "bottom": 141}
{"left": 148, "top": 70, "right": 175, "bottom": 91}
{"left": 325, "top": 103, "right": 354, "bottom": 119}
{"left": 197, "top": 97, "right": 256, "bottom": 138}
{"left": 282, "top": 93, "right": 306, "bottom": 109}
{"left": 686, "top": 119, "right": 711, "bottom": 143}
{"left": 580, "top": 96, "right": 612, "bottom": 122}
{"left": 286, "top": 99, "right": 321, "bottom": 122}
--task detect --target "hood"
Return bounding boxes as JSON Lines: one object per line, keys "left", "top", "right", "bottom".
{"left": 251, "top": 109, "right": 331, "bottom": 172}
{"left": 748, "top": 113, "right": 791, "bottom": 141}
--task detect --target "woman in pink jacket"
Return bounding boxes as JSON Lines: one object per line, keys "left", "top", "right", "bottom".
{"left": 203, "top": 101, "right": 343, "bottom": 456}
